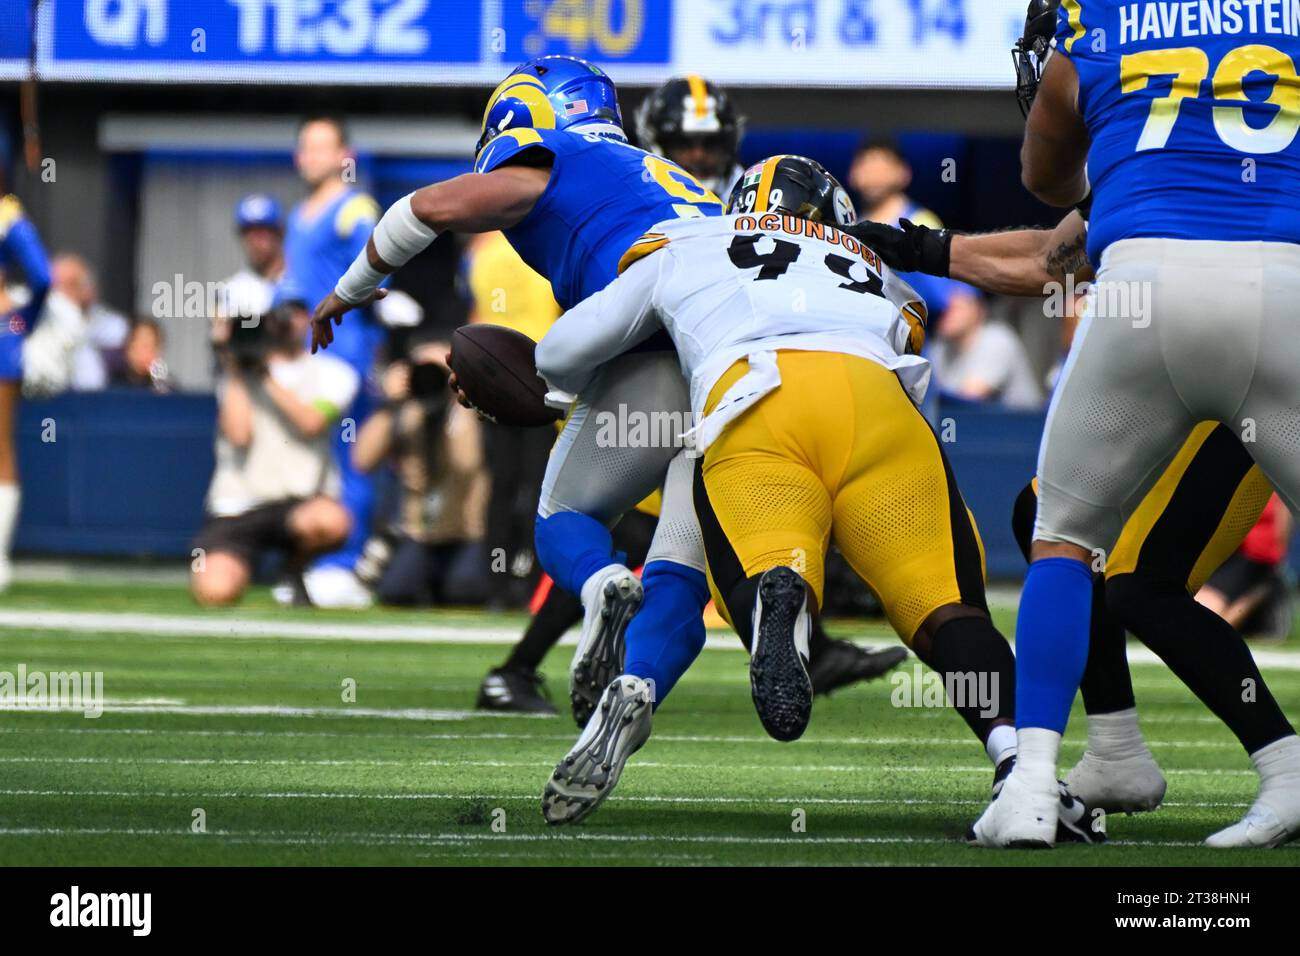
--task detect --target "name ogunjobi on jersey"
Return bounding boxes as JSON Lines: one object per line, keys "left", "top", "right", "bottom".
{"left": 732, "top": 213, "right": 886, "bottom": 275}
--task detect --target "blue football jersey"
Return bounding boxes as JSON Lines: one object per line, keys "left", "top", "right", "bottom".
{"left": 285, "top": 188, "right": 380, "bottom": 314}
{"left": 1059, "top": 0, "right": 1300, "bottom": 261}
{"left": 474, "top": 127, "right": 724, "bottom": 310}
{"left": 0, "top": 194, "right": 50, "bottom": 330}
{"left": 284, "top": 187, "right": 384, "bottom": 376}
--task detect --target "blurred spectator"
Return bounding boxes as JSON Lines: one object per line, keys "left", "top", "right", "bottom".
{"left": 849, "top": 138, "right": 943, "bottom": 230}
{"left": 1198, "top": 495, "right": 1295, "bottom": 643}
{"left": 221, "top": 194, "right": 285, "bottom": 321}
{"left": 191, "top": 304, "right": 357, "bottom": 607}
{"left": 465, "top": 231, "right": 561, "bottom": 608}
{"left": 848, "top": 137, "right": 961, "bottom": 345}
{"left": 50, "top": 253, "right": 129, "bottom": 391}
{"left": 111, "top": 318, "right": 172, "bottom": 393}
{"left": 931, "top": 286, "right": 1043, "bottom": 410}
{"left": 21, "top": 280, "right": 85, "bottom": 396}
{"left": 353, "top": 339, "right": 489, "bottom": 606}
{"left": 284, "top": 115, "right": 384, "bottom": 607}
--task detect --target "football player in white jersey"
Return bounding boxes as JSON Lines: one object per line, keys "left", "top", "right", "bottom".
{"left": 634, "top": 73, "right": 910, "bottom": 700}
{"left": 534, "top": 156, "right": 1100, "bottom": 838}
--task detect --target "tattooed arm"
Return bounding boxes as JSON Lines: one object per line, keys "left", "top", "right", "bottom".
{"left": 947, "top": 210, "right": 1092, "bottom": 296}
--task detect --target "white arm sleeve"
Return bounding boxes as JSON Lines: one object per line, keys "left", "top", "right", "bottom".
{"left": 534, "top": 254, "right": 665, "bottom": 394}
{"left": 334, "top": 193, "right": 438, "bottom": 305}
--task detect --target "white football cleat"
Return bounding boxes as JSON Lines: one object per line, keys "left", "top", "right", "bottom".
{"left": 1205, "top": 736, "right": 1300, "bottom": 848}
{"left": 302, "top": 566, "right": 373, "bottom": 608}
{"left": 570, "top": 565, "right": 642, "bottom": 727}
{"left": 1064, "top": 749, "right": 1167, "bottom": 814}
{"left": 969, "top": 765, "right": 1060, "bottom": 849}
{"left": 1205, "top": 801, "right": 1300, "bottom": 849}
{"left": 542, "top": 675, "right": 653, "bottom": 826}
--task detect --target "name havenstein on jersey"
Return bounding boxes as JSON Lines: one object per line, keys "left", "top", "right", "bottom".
{"left": 1119, "top": 0, "right": 1300, "bottom": 45}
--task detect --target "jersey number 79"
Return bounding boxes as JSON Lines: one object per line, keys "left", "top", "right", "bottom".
{"left": 1121, "top": 43, "right": 1300, "bottom": 154}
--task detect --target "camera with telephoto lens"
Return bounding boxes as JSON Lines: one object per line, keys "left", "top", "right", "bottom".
{"left": 409, "top": 360, "right": 450, "bottom": 400}
{"left": 223, "top": 314, "right": 270, "bottom": 372}
{"left": 220, "top": 306, "right": 298, "bottom": 374}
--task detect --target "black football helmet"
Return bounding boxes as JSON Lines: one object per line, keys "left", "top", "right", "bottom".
{"left": 635, "top": 74, "right": 743, "bottom": 194}
{"left": 727, "top": 155, "right": 857, "bottom": 227}
{"left": 1013, "top": 0, "right": 1061, "bottom": 117}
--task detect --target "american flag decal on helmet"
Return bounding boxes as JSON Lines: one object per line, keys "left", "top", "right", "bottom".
{"left": 564, "top": 99, "right": 588, "bottom": 116}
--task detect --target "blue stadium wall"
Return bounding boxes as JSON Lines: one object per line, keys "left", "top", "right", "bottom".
{"left": 15, "top": 391, "right": 1046, "bottom": 578}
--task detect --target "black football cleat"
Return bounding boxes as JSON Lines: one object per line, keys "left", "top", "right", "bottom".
{"left": 1055, "top": 784, "right": 1108, "bottom": 845}
{"left": 808, "top": 638, "right": 908, "bottom": 696}
{"left": 477, "top": 667, "right": 558, "bottom": 715}
{"left": 749, "top": 566, "right": 814, "bottom": 742}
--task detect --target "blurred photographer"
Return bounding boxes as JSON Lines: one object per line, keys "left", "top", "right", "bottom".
{"left": 192, "top": 298, "right": 358, "bottom": 606}
{"left": 353, "top": 336, "right": 489, "bottom": 606}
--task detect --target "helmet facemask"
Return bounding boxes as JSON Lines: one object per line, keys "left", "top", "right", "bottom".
{"left": 1013, "top": 0, "right": 1061, "bottom": 117}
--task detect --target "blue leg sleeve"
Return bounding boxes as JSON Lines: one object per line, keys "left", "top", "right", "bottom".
{"left": 625, "top": 560, "right": 710, "bottom": 709}
{"left": 1015, "top": 556, "right": 1093, "bottom": 733}
{"left": 534, "top": 511, "right": 617, "bottom": 597}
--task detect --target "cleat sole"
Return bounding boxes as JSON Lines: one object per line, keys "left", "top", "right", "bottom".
{"left": 750, "top": 567, "right": 813, "bottom": 742}
{"left": 543, "top": 680, "right": 652, "bottom": 826}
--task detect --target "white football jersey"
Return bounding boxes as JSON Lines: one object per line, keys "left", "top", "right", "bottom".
{"left": 536, "top": 213, "right": 931, "bottom": 451}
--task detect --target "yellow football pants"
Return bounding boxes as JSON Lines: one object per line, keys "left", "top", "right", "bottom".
{"left": 694, "top": 351, "right": 987, "bottom": 643}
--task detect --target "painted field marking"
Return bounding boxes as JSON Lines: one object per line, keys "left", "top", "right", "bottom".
{"left": 1, "top": 609, "right": 1297, "bottom": 674}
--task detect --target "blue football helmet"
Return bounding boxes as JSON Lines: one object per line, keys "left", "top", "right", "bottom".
{"left": 477, "top": 55, "right": 625, "bottom": 155}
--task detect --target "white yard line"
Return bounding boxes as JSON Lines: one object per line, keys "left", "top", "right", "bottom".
{"left": 0, "top": 755, "right": 1257, "bottom": 775}
{"left": 0, "top": 825, "right": 1219, "bottom": 850}
{"left": 0, "top": 607, "right": 1297, "bottom": 672}
{"left": 0, "top": 608, "right": 532, "bottom": 645}
{"left": 0, "top": 725, "right": 1256, "bottom": 750}
{"left": 0, "top": 702, "right": 548, "bottom": 721}
{"left": 0, "top": 788, "right": 1251, "bottom": 809}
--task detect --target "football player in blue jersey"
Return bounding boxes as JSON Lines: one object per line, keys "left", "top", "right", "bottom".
{"left": 0, "top": 190, "right": 50, "bottom": 591}
{"left": 965, "top": 0, "right": 1300, "bottom": 848}
{"left": 311, "top": 57, "right": 751, "bottom": 821}
{"left": 850, "top": 0, "right": 1300, "bottom": 847}
{"left": 284, "top": 116, "right": 385, "bottom": 608}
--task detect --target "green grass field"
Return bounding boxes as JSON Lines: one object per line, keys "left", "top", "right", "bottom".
{"left": 1, "top": 578, "right": 1298, "bottom": 866}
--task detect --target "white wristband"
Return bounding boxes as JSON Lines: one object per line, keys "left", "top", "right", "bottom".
{"left": 372, "top": 192, "right": 438, "bottom": 268}
{"left": 334, "top": 253, "right": 386, "bottom": 306}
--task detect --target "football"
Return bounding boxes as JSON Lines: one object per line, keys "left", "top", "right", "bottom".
{"left": 449, "top": 324, "right": 562, "bottom": 427}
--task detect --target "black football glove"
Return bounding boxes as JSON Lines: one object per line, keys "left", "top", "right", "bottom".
{"left": 842, "top": 218, "right": 953, "bottom": 277}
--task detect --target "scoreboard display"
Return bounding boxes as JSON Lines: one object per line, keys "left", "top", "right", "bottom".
{"left": 0, "top": 0, "right": 1026, "bottom": 88}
